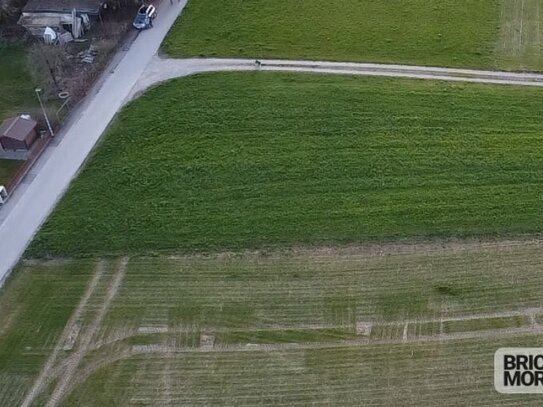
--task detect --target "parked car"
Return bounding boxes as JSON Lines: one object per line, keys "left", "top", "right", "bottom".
{"left": 133, "top": 5, "right": 157, "bottom": 30}
{"left": 0, "top": 186, "right": 8, "bottom": 205}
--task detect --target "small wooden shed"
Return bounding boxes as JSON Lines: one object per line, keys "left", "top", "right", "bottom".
{"left": 0, "top": 116, "right": 39, "bottom": 151}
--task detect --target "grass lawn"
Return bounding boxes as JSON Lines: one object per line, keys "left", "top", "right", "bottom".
{"left": 4, "top": 243, "right": 543, "bottom": 405}
{"left": 163, "top": 0, "right": 543, "bottom": 71}
{"left": 0, "top": 46, "right": 37, "bottom": 119}
{"left": 0, "top": 159, "right": 23, "bottom": 186}
{"left": 28, "top": 73, "right": 543, "bottom": 257}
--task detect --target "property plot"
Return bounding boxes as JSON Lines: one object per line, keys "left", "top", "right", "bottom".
{"left": 28, "top": 73, "right": 543, "bottom": 257}
{"left": 3, "top": 242, "right": 543, "bottom": 405}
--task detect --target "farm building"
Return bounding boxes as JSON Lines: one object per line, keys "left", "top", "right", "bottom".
{"left": 0, "top": 116, "right": 39, "bottom": 151}
{"left": 18, "top": 0, "right": 107, "bottom": 39}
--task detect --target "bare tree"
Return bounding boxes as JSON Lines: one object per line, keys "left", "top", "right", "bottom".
{"left": 26, "top": 43, "right": 68, "bottom": 91}
{"left": 0, "top": 0, "right": 26, "bottom": 24}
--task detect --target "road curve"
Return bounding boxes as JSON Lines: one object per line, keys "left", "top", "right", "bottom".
{"left": 132, "top": 57, "right": 543, "bottom": 98}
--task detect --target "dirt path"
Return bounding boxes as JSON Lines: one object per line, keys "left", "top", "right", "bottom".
{"left": 131, "top": 56, "right": 543, "bottom": 99}
{"left": 45, "top": 257, "right": 128, "bottom": 407}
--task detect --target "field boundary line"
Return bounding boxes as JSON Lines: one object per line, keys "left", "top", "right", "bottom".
{"left": 21, "top": 260, "right": 106, "bottom": 407}
{"left": 160, "top": 239, "right": 543, "bottom": 259}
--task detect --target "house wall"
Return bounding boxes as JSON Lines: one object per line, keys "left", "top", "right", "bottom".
{"left": 1, "top": 137, "right": 27, "bottom": 151}
{"left": 25, "top": 129, "right": 38, "bottom": 148}
{"left": 1, "top": 129, "right": 38, "bottom": 151}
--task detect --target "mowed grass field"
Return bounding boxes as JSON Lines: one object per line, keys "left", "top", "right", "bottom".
{"left": 28, "top": 73, "right": 543, "bottom": 257}
{"left": 163, "top": 0, "right": 543, "bottom": 70}
{"left": 0, "top": 159, "right": 23, "bottom": 186}
{"left": 2, "top": 243, "right": 543, "bottom": 405}
{"left": 0, "top": 46, "right": 37, "bottom": 119}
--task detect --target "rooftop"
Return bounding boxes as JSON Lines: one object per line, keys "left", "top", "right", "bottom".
{"left": 22, "top": 0, "right": 105, "bottom": 15}
{"left": 0, "top": 116, "right": 38, "bottom": 142}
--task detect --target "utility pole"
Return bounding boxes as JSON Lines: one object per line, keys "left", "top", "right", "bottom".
{"left": 35, "top": 88, "right": 55, "bottom": 138}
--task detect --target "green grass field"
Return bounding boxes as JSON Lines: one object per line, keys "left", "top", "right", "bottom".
{"left": 64, "top": 337, "right": 543, "bottom": 406}
{"left": 0, "top": 260, "right": 95, "bottom": 406}
{"left": 28, "top": 73, "right": 543, "bottom": 257}
{"left": 0, "top": 160, "right": 23, "bottom": 186}
{"left": 2, "top": 243, "right": 543, "bottom": 405}
{"left": 4, "top": 1, "right": 543, "bottom": 403}
{"left": 163, "top": 0, "right": 543, "bottom": 71}
{"left": 0, "top": 46, "right": 37, "bottom": 119}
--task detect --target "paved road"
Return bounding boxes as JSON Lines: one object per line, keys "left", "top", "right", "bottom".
{"left": 0, "top": 1, "right": 188, "bottom": 285}
{"left": 132, "top": 57, "right": 543, "bottom": 97}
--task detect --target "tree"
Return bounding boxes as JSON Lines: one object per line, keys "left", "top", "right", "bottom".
{"left": 26, "top": 43, "right": 67, "bottom": 92}
{"left": 0, "top": 0, "right": 26, "bottom": 25}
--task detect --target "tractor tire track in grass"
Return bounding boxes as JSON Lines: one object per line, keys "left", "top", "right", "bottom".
{"left": 496, "top": 0, "right": 543, "bottom": 70}
{"left": 21, "top": 260, "right": 107, "bottom": 407}
{"left": 45, "top": 257, "right": 128, "bottom": 407}
{"left": 11, "top": 239, "right": 543, "bottom": 404}
{"left": 85, "top": 305, "right": 543, "bottom": 353}
{"left": 56, "top": 317, "right": 543, "bottom": 404}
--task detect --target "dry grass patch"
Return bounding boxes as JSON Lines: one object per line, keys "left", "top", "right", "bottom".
{"left": 4, "top": 241, "right": 543, "bottom": 404}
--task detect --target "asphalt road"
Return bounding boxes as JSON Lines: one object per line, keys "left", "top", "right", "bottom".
{"left": 0, "top": 0, "right": 188, "bottom": 285}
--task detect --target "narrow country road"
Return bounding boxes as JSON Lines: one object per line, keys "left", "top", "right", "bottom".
{"left": 0, "top": 1, "right": 189, "bottom": 285}
{"left": 3, "top": 1, "right": 543, "bottom": 285}
{"left": 132, "top": 57, "right": 543, "bottom": 97}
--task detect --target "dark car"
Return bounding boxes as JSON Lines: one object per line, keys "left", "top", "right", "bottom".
{"left": 133, "top": 5, "right": 157, "bottom": 30}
